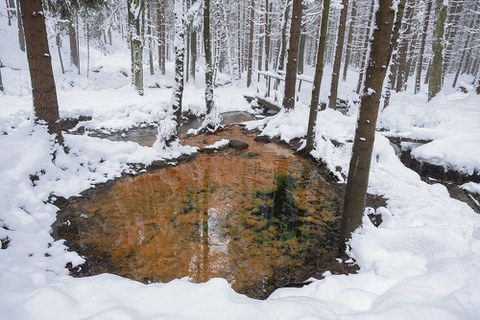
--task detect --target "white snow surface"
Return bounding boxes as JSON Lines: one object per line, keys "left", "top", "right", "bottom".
{"left": 1, "top": 10, "right": 480, "bottom": 318}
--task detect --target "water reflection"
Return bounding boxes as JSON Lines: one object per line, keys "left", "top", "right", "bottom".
{"left": 55, "top": 126, "right": 342, "bottom": 298}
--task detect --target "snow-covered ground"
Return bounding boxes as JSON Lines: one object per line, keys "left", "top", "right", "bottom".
{"left": 2, "top": 8, "right": 480, "bottom": 319}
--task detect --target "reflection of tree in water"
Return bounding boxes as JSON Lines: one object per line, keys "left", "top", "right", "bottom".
{"left": 54, "top": 127, "right": 342, "bottom": 299}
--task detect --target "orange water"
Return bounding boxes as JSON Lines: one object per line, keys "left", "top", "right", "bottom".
{"left": 58, "top": 126, "right": 342, "bottom": 298}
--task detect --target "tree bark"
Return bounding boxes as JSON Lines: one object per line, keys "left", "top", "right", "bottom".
{"left": 428, "top": 0, "right": 447, "bottom": 101}
{"left": 305, "top": 0, "right": 330, "bottom": 154}
{"left": 328, "top": 0, "right": 349, "bottom": 109}
{"left": 282, "top": 0, "right": 303, "bottom": 110}
{"left": 340, "top": 0, "right": 395, "bottom": 247}
{"left": 19, "top": 0, "right": 63, "bottom": 145}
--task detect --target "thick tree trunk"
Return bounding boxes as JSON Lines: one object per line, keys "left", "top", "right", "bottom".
{"left": 428, "top": 0, "right": 447, "bottom": 101}
{"left": 282, "top": 0, "right": 302, "bottom": 110}
{"left": 328, "top": 0, "right": 349, "bottom": 109}
{"left": 340, "top": 0, "right": 395, "bottom": 247}
{"left": 19, "top": 0, "right": 63, "bottom": 145}
{"left": 305, "top": 0, "right": 330, "bottom": 153}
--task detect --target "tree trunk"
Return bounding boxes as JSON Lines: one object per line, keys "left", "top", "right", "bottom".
{"left": 340, "top": 0, "right": 395, "bottom": 247}
{"left": 382, "top": 0, "right": 407, "bottom": 109}
{"left": 355, "top": 0, "right": 375, "bottom": 94}
{"left": 19, "top": 0, "right": 63, "bottom": 145}
{"left": 246, "top": 0, "right": 255, "bottom": 87}
{"left": 452, "top": 12, "right": 478, "bottom": 88}
{"left": 204, "top": 0, "right": 214, "bottom": 115}
{"left": 305, "top": 0, "right": 330, "bottom": 154}
{"left": 328, "top": 0, "right": 349, "bottom": 109}
{"left": 277, "top": 0, "right": 290, "bottom": 71}
{"left": 56, "top": 33, "right": 65, "bottom": 74}
{"left": 0, "top": 59, "right": 4, "bottom": 92}
{"left": 69, "top": 17, "right": 80, "bottom": 74}
{"left": 414, "top": 0, "right": 433, "bottom": 95}
{"left": 342, "top": 0, "right": 356, "bottom": 81}
{"left": 157, "top": 1, "right": 166, "bottom": 75}
{"left": 282, "top": 0, "right": 303, "bottom": 110}
{"left": 173, "top": 0, "right": 185, "bottom": 127}
{"left": 128, "top": 0, "right": 145, "bottom": 96}
{"left": 16, "top": 0, "right": 25, "bottom": 52}
{"left": 394, "top": 0, "right": 415, "bottom": 92}
{"left": 264, "top": 0, "right": 271, "bottom": 72}
{"left": 190, "top": 30, "right": 197, "bottom": 80}
{"left": 428, "top": 0, "right": 447, "bottom": 101}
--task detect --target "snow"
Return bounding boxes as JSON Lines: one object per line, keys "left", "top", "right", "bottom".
{"left": 1, "top": 5, "right": 480, "bottom": 319}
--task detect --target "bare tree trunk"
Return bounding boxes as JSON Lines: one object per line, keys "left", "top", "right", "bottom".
{"left": 147, "top": 1, "right": 155, "bottom": 76}
{"left": 264, "top": 0, "right": 271, "bottom": 72}
{"left": 173, "top": 0, "right": 185, "bottom": 126}
{"left": 16, "top": 0, "right": 25, "bottom": 52}
{"left": 157, "top": 1, "right": 166, "bottom": 75}
{"left": 340, "top": 0, "right": 395, "bottom": 247}
{"left": 19, "top": 0, "right": 63, "bottom": 145}
{"left": 415, "top": 0, "right": 433, "bottom": 94}
{"left": 246, "top": 0, "right": 255, "bottom": 87}
{"left": 305, "top": 0, "right": 330, "bottom": 154}
{"left": 128, "top": 0, "right": 145, "bottom": 96}
{"left": 452, "top": 12, "right": 478, "bottom": 88}
{"left": 69, "top": 17, "right": 80, "bottom": 74}
{"left": 328, "top": 0, "right": 349, "bottom": 109}
{"left": 382, "top": 0, "right": 407, "bottom": 109}
{"left": 56, "top": 33, "right": 65, "bottom": 74}
{"left": 190, "top": 31, "right": 197, "bottom": 80}
{"left": 428, "top": 0, "right": 447, "bottom": 101}
{"left": 277, "top": 0, "right": 290, "bottom": 71}
{"left": 394, "top": 0, "right": 415, "bottom": 92}
{"left": 204, "top": 0, "right": 214, "bottom": 115}
{"left": 282, "top": 0, "right": 303, "bottom": 110}
{"left": 0, "top": 59, "right": 4, "bottom": 92}
{"left": 355, "top": 0, "right": 375, "bottom": 94}
{"left": 342, "top": 0, "right": 356, "bottom": 81}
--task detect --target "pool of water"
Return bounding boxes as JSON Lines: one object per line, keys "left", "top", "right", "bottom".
{"left": 53, "top": 126, "right": 344, "bottom": 299}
